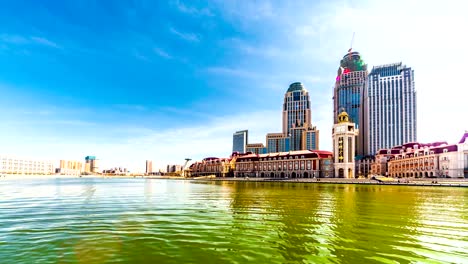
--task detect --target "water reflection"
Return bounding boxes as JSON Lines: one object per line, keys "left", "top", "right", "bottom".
{"left": 0, "top": 178, "right": 467, "bottom": 263}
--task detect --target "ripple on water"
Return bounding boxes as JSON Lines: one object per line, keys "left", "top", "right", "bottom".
{"left": 0, "top": 178, "right": 467, "bottom": 263}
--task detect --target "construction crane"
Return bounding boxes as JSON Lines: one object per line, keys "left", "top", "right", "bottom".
{"left": 181, "top": 158, "right": 192, "bottom": 178}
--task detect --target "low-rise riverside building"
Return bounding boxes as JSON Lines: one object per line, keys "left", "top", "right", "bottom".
{"left": 0, "top": 155, "right": 54, "bottom": 175}
{"left": 234, "top": 150, "right": 333, "bottom": 178}
{"left": 189, "top": 157, "right": 236, "bottom": 177}
{"left": 381, "top": 132, "right": 468, "bottom": 178}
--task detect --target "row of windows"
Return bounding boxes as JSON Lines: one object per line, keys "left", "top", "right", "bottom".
{"left": 237, "top": 160, "right": 317, "bottom": 171}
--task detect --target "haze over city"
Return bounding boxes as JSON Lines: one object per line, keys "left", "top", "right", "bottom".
{"left": 0, "top": 0, "right": 466, "bottom": 172}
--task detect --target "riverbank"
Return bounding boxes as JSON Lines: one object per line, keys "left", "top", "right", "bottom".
{"left": 191, "top": 176, "right": 468, "bottom": 187}
{"left": 2, "top": 174, "right": 468, "bottom": 187}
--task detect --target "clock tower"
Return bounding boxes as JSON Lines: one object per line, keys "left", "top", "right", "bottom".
{"left": 332, "top": 110, "right": 358, "bottom": 178}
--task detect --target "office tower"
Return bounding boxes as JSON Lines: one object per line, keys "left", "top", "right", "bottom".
{"left": 333, "top": 110, "right": 358, "bottom": 178}
{"left": 367, "top": 62, "right": 416, "bottom": 154}
{"left": 146, "top": 160, "right": 153, "bottom": 174}
{"left": 282, "top": 82, "right": 311, "bottom": 136}
{"left": 333, "top": 51, "right": 368, "bottom": 156}
{"left": 266, "top": 133, "right": 290, "bottom": 153}
{"left": 304, "top": 127, "right": 319, "bottom": 150}
{"left": 232, "top": 130, "right": 248, "bottom": 153}
{"left": 290, "top": 125, "right": 320, "bottom": 151}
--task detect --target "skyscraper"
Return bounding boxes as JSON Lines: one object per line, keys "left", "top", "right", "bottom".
{"left": 282, "top": 82, "right": 311, "bottom": 136}
{"left": 367, "top": 62, "right": 416, "bottom": 154}
{"left": 146, "top": 160, "right": 153, "bottom": 174}
{"left": 232, "top": 130, "right": 248, "bottom": 153}
{"left": 333, "top": 51, "right": 368, "bottom": 156}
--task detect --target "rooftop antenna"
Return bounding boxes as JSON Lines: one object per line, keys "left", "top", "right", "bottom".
{"left": 348, "top": 32, "right": 355, "bottom": 53}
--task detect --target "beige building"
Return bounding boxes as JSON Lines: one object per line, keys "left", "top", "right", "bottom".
{"left": 333, "top": 111, "right": 358, "bottom": 178}
{"left": 84, "top": 156, "right": 99, "bottom": 173}
{"left": 56, "top": 160, "right": 83, "bottom": 175}
{"left": 385, "top": 132, "right": 468, "bottom": 178}
{"left": 0, "top": 155, "right": 54, "bottom": 175}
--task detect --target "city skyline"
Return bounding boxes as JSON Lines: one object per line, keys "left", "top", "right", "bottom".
{"left": 0, "top": 0, "right": 467, "bottom": 172}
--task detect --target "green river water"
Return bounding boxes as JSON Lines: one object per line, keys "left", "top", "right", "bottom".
{"left": 0, "top": 178, "right": 467, "bottom": 263}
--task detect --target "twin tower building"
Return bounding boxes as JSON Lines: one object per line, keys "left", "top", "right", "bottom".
{"left": 233, "top": 50, "right": 416, "bottom": 177}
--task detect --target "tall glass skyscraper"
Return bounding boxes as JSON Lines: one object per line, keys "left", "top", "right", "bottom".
{"left": 282, "top": 82, "right": 311, "bottom": 136}
{"left": 367, "top": 63, "right": 416, "bottom": 155}
{"left": 232, "top": 130, "right": 248, "bottom": 153}
{"left": 333, "top": 51, "right": 368, "bottom": 156}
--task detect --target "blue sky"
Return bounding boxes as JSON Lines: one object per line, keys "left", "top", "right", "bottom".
{"left": 0, "top": 0, "right": 467, "bottom": 172}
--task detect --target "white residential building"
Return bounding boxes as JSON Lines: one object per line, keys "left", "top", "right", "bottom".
{"left": 0, "top": 155, "right": 54, "bottom": 175}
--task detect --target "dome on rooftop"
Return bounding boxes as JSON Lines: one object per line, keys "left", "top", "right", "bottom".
{"left": 287, "top": 82, "right": 306, "bottom": 92}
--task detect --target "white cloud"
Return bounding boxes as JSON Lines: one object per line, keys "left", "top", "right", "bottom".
{"left": 153, "top": 47, "right": 172, "bottom": 59}
{"left": 213, "top": 0, "right": 468, "bottom": 146}
{"left": 0, "top": 34, "right": 62, "bottom": 49}
{"left": 172, "top": 0, "right": 213, "bottom": 16}
{"left": 30, "top": 36, "right": 61, "bottom": 49}
{"left": 169, "top": 27, "right": 200, "bottom": 42}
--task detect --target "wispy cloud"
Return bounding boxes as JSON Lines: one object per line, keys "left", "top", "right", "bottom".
{"left": 169, "top": 27, "right": 200, "bottom": 42}
{"left": 172, "top": 0, "right": 213, "bottom": 16}
{"left": 30, "top": 36, "right": 61, "bottom": 49}
{"left": 205, "top": 66, "right": 262, "bottom": 79}
{"left": 153, "top": 47, "right": 172, "bottom": 59}
{"left": 0, "top": 34, "right": 61, "bottom": 49}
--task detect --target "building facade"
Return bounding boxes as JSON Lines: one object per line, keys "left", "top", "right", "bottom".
{"left": 246, "top": 143, "right": 266, "bottom": 154}
{"left": 266, "top": 133, "right": 290, "bottom": 153}
{"left": 167, "top": 164, "right": 183, "bottom": 173}
{"left": 367, "top": 63, "right": 416, "bottom": 155}
{"left": 0, "top": 156, "right": 54, "bottom": 175}
{"left": 379, "top": 132, "right": 468, "bottom": 178}
{"left": 333, "top": 51, "right": 368, "bottom": 156}
{"left": 232, "top": 130, "right": 248, "bottom": 153}
{"left": 189, "top": 157, "right": 235, "bottom": 178}
{"left": 234, "top": 150, "right": 333, "bottom": 178}
{"left": 333, "top": 111, "right": 358, "bottom": 178}
{"left": 56, "top": 160, "right": 83, "bottom": 175}
{"left": 84, "top": 156, "right": 99, "bottom": 173}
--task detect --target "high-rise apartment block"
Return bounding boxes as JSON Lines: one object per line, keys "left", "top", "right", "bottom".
{"left": 367, "top": 62, "right": 416, "bottom": 155}
{"left": 333, "top": 51, "right": 368, "bottom": 156}
{"left": 232, "top": 130, "right": 248, "bottom": 153}
{"left": 57, "top": 160, "right": 83, "bottom": 175}
{"left": 85, "top": 156, "right": 99, "bottom": 173}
